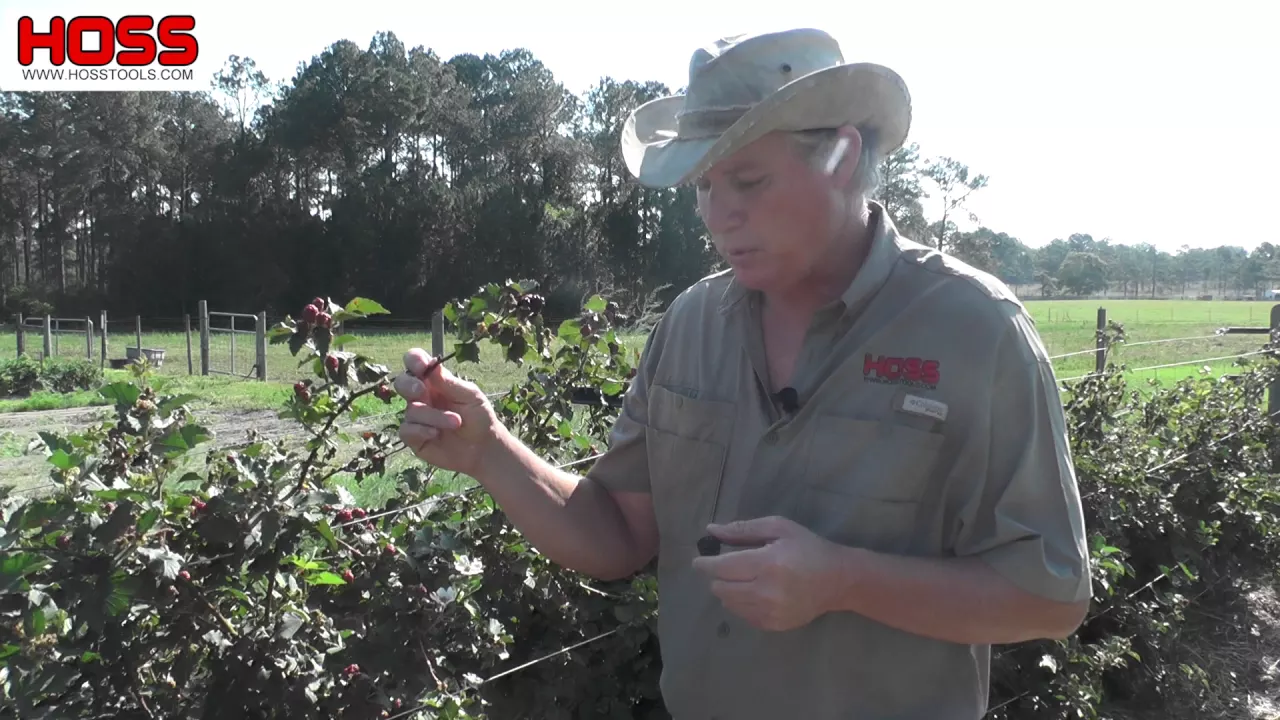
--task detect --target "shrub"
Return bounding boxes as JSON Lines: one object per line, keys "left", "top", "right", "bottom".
{"left": 0, "top": 356, "right": 103, "bottom": 397}
{"left": 1, "top": 285, "right": 660, "bottom": 720}
{"left": 0, "top": 356, "right": 41, "bottom": 396}
{"left": 2, "top": 288, "right": 1280, "bottom": 719}
{"left": 35, "top": 358, "right": 104, "bottom": 394}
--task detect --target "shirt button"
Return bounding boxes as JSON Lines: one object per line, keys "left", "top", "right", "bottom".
{"left": 717, "top": 621, "right": 730, "bottom": 638}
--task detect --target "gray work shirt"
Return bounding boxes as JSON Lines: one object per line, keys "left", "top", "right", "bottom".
{"left": 589, "top": 201, "right": 1091, "bottom": 720}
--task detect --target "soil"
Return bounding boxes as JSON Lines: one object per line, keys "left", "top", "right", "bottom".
{"left": 0, "top": 405, "right": 304, "bottom": 495}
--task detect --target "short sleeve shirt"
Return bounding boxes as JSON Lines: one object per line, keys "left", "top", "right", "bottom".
{"left": 588, "top": 201, "right": 1091, "bottom": 720}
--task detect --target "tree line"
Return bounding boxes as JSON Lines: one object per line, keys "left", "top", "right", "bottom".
{"left": 1, "top": 32, "right": 1274, "bottom": 322}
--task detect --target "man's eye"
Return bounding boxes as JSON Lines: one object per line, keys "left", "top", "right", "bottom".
{"left": 735, "top": 177, "right": 765, "bottom": 190}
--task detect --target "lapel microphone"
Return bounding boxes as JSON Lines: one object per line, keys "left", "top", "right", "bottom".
{"left": 775, "top": 387, "right": 800, "bottom": 414}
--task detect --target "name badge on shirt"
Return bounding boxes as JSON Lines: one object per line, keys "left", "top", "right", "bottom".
{"left": 901, "top": 393, "right": 948, "bottom": 422}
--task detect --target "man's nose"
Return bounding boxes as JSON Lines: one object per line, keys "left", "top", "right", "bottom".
{"left": 698, "top": 187, "right": 744, "bottom": 235}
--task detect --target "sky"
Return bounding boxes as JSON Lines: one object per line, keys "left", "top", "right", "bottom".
{"left": 5, "top": 0, "right": 1279, "bottom": 252}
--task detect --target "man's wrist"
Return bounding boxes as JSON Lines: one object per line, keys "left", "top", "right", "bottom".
{"left": 818, "top": 543, "right": 872, "bottom": 616}
{"left": 469, "top": 422, "right": 517, "bottom": 484}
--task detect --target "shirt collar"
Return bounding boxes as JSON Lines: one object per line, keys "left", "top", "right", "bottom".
{"left": 717, "top": 199, "right": 905, "bottom": 317}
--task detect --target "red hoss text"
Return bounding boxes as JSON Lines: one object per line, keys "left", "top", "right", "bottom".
{"left": 863, "top": 353, "right": 941, "bottom": 385}
{"left": 17, "top": 15, "right": 198, "bottom": 67}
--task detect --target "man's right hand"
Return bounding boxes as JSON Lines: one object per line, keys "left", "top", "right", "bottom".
{"left": 394, "top": 349, "right": 503, "bottom": 478}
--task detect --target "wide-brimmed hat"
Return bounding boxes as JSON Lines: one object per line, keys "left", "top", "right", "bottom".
{"left": 620, "top": 28, "right": 912, "bottom": 189}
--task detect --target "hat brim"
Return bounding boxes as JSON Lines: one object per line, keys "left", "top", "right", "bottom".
{"left": 620, "top": 62, "right": 911, "bottom": 189}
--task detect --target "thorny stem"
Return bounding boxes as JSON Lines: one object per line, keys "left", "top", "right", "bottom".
{"left": 292, "top": 382, "right": 384, "bottom": 495}
{"left": 292, "top": 350, "right": 455, "bottom": 496}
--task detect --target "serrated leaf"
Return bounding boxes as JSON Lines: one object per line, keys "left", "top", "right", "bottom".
{"left": 137, "top": 547, "right": 184, "bottom": 580}
{"left": 276, "top": 612, "right": 306, "bottom": 639}
{"left": 584, "top": 295, "right": 607, "bottom": 313}
{"left": 47, "top": 449, "right": 75, "bottom": 470}
{"left": 557, "top": 319, "right": 581, "bottom": 341}
{"left": 306, "top": 571, "right": 347, "bottom": 586}
{"left": 99, "top": 382, "right": 141, "bottom": 408}
{"left": 288, "top": 328, "right": 310, "bottom": 356}
{"left": 137, "top": 508, "right": 162, "bottom": 534}
{"left": 345, "top": 298, "right": 389, "bottom": 316}
{"left": 158, "top": 394, "right": 200, "bottom": 414}
{"left": 457, "top": 341, "right": 480, "bottom": 363}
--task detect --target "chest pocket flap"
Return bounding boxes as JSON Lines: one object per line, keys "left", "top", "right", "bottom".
{"left": 798, "top": 416, "right": 947, "bottom": 554}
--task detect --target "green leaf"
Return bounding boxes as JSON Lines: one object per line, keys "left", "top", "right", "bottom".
{"left": 306, "top": 571, "right": 348, "bottom": 586}
{"left": 1, "top": 552, "right": 50, "bottom": 591}
{"left": 584, "top": 295, "right": 607, "bottom": 313}
{"left": 156, "top": 425, "right": 213, "bottom": 457}
{"left": 443, "top": 303, "right": 458, "bottom": 323}
{"left": 158, "top": 394, "right": 200, "bottom": 414}
{"left": 345, "top": 298, "right": 390, "bottom": 316}
{"left": 137, "top": 508, "right": 162, "bottom": 535}
{"left": 137, "top": 547, "right": 184, "bottom": 580}
{"left": 47, "top": 448, "right": 75, "bottom": 470}
{"left": 332, "top": 334, "right": 357, "bottom": 349}
{"left": 457, "top": 340, "right": 481, "bottom": 363}
{"left": 557, "top": 319, "right": 581, "bottom": 341}
{"left": 601, "top": 381, "right": 623, "bottom": 396}
{"left": 276, "top": 612, "right": 306, "bottom": 640}
{"left": 100, "top": 381, "right": 142, "bottom": 406}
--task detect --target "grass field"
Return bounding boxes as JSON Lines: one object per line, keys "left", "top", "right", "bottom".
{"left": 2, "top": 298, "right": 1276, "bottom": 494}
{"left": 1024, "top": 299, "right": 1277, "bottom": 384}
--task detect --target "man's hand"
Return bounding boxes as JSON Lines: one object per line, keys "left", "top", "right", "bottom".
{"left": 691, "top": 516, "right": 841, "bottom": 632}
{"left": 395, "top": 349, "right": 502, "bottom": 478}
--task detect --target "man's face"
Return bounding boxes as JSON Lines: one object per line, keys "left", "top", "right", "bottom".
{"left": 695, "top": 130, "right": 847, "bottom": 294}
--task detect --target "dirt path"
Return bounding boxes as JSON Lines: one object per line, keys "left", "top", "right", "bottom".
{"left": 0, "top": 405, "right": 306, "bottom": 494}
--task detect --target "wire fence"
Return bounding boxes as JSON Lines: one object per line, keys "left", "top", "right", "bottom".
{"left": 2, "top": 307, "right": 583, "bottom": 385}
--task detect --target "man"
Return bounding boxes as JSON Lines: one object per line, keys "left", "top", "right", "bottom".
{"left": 396, "top": 27, "right": 1091, "bottom": 720}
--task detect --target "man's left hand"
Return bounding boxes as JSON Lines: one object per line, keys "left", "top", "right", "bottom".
{"left": 691, "top": 515, "right": 845, "bottom": 632}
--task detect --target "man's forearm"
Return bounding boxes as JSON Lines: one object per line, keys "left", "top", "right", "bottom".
{"left": 470, "top": 426, "right": 647, "bottom": 580}
{"left": 820, "top": 547, "right": 1089, "bottom": 645}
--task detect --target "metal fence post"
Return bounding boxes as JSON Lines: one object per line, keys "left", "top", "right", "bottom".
{"left": 1095, "top": 307, "right": 1108, "bottom": 375}
{"left": 85, "top": 317, "right": 94, "bottom": 360}
{"left": 198, "top": 300, "right": 210, "bottom": 376}
{"left": 15, "top": 313, "right": 23, "bottom": 358}
{"left": 185, "top": 313, "right": 193, "bottom": 375}
{"left": 43, "top": 315, "right": 52, "bottom": 360}
{"left": 256, "top": 311, "right": 267, "bottom": 381}
{"left": 99, "top": 311, "right": 107, "bottom": 368}
{"left": 135, "top": 316, "right": 142, "bottom": 355}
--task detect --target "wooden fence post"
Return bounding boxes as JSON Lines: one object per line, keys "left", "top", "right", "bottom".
{"left": 134, "top": 316, "right": 142, "bottom": 354}
{"left": 431, "top": 310, "right": 444, "bottom": 358}
{"left": 15, "top": 313, "right": 23, "bottom": 358}
{"left": 99, "top": 311, "right": 107, "bottom": 368}
{"left": 85, "top": 317, "right": 94, "bottom": 360}
{"left": 198, "top": 300, "right": 210, "bottom": 376}
{"left": 43, "top": 315, "right": 52, "bottom": 360}
{"left": 185, "top": 314, "right": 193, "bottom": 374}
{"left": 1095, "top": 307, "right": 1108, "bottom": 375}
{"left": 256, "top": 311, "right": 267, "bottom": 381}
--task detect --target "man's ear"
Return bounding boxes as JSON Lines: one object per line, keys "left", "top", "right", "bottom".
{"left": 825, "top": 125, "right": 863, "bottom": 190}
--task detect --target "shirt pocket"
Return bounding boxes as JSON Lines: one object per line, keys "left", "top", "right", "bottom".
{"left": 645, "top": 384, "right": 736, "bottom": 544}
{"left": 795, "top": 416, "right": 946, "bottom": 555}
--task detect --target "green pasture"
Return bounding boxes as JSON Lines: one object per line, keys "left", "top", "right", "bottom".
{"left": 1023, "top": 299, "right": 1278, "bottom": 385}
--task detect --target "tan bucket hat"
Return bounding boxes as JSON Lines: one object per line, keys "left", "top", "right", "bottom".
{"left": 620, "top": 28, "right": 912, "bottom": 189}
